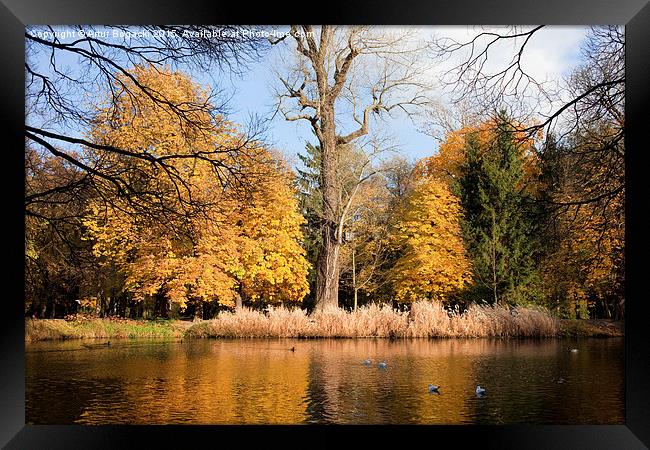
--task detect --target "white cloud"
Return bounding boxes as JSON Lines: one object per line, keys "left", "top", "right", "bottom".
{"left": 520, "top": 26, "right": 587, "bottom": 83}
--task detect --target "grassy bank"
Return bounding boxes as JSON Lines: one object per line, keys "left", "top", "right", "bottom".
{"left": 25, "top": 317, "right": 192, "bottom": 343}
{"left": 559, "top": 318, "right": 624, "bottom": 337}
{"left": 25, "top": 302, "right": 623, "bottom": 342}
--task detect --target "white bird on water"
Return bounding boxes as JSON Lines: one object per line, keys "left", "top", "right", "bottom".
{"left": 363, "top": 358, "right": 372, "bottom": 366}
{"left": 476, "top": 385, "right": 486, "bottom": 396}
{"left": 428, "top": 384, "right": 440, "bottom": 393}
{"left": 570, "top": 348, "right": 579, "bottom": 353}
{"left": 378, "top": 361, "right": 388, "bottom": 369}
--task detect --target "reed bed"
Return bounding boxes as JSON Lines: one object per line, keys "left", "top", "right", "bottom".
{"left": 185, "top": 301, "right": 561, "bottom": 339}
{"left": 26, "top": 302, "right": 620, "bottom": 342}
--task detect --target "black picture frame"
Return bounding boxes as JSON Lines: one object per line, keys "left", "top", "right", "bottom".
{"left": 2, "top": 0, "right": 649, "bottom": 448}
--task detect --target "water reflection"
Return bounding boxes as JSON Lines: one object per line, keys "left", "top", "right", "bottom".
{"left": 26, "top": 338, "right": 624, "bottom": 424}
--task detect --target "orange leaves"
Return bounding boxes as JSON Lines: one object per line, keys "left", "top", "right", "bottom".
{"left": 414, "top": 125, "right": 479, "bottom": 183}
{"left": 415, "top": 120, "right": 541, "bottom": 194}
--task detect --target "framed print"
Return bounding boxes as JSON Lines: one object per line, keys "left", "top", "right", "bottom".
{"left": 2, "top": 0, "right": 649, "bottom": 447}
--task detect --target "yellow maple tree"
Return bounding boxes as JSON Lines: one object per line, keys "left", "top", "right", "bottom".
{"left": 82, "top": 65, "right": 309, "bottom": 311}
{"left": 230, "top": 153, "right": 311, "bottom": 305}
{"left": 388, "top": 177, "right": 472, "bottom": 304}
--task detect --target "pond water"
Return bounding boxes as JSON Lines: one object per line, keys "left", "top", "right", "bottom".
{"left": 26, "top": 337, "right": 624, "bottom": 424}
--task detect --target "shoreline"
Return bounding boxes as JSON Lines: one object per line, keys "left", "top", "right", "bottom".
{"left": 25, "top": 316, "right": 624, "bottom": 342}
{"left": 25, "top": 317, "right": 191, "bottom": 343}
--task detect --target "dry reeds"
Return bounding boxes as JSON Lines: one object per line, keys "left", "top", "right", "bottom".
{"left": 185, "top": 301, "right": 561, "bottom": 339}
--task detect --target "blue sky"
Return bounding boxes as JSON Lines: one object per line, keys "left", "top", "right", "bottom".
{"left": 27, "top": 26, "right": 590, "bottom": 166}
{"left": 219, "top": 57, "right": 437, "bottom": 165}
{"left": 195, "top": 26, "right": 589, "bottom": 164}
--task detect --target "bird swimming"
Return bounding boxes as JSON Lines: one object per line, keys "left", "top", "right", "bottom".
{"left": 570, "top": 348, "right": 579, "bottom": 353}
{"left": 363, "top": 358, "right": 372, "bottom": 365}
{"left": 428, "top": 384, "right": 440, "bottom": 393}
{"left": 378, "top": 361, "right": 388, "bottom": 369}
{"left": 476, "top": 385, "right": 486, "bottom": 396}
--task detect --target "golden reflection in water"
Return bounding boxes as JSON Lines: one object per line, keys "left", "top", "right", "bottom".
{"left": 302, "top": 339, "right": 480, "bottom": 423}
{"left": 26, "top": 338, "right": 624, "bottom": 424}
{"left": 75, "top": 340, "right": 311, "bottom": 424}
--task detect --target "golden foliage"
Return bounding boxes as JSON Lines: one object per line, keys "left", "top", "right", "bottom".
{"left": 540, "top": 192, "right": 624, "bottom": 316}
{"left": 415, "top": 120, "right": 541, "bottom": 193}
{"left": 234, "top": 158, "right": 311, "bottom": 304}
{"left": 82, "top": 66, "right": 309, "bottom": 309}
{"left": 388, "top": 177, "right": 472, "bottom": 304}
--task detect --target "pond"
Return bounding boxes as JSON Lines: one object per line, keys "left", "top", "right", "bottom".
{"left": 26, "top": 337, "right": 624, "bottom": 424}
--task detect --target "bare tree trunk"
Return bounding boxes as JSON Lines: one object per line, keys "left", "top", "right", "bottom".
{"left": 315, "top": 106, "right": 342, "bottom": 311}
{"left": 315, "top": 229, "right": 340, "bottom": 311}
{"left": 352, "top": 246, "right": 358, "bottom": 311}
{"left": 235, "top": 291, "right": 243, "bottom": 311}
{"left": 194, "top": 300, "right": 203, "bottom": 321}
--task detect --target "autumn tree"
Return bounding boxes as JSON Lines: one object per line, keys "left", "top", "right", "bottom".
{"left": 538, "top": 135, "right": 624, "bottom": 319}
{"left": 234, "top": 154, "right": 311, "bottom": 308}
{"left": 25, "top": 26, "right": 272, "bottom": 316}
{"left": 273, "top": 26, "right": 431, "bottom": 311}
{"left": 25, "top": 147, "right": 97, "bottom": 317}
{"left": 83, "top": 66, "right": 309, "bottom": 318}
{"left": 25, "top": 25, "right": 269, "bottom": 226}
{"left": 388, "top": 176, "right": 472, "bottom": 305}
{"left": 429, "top": 26, "right": 625, "bottom": 316}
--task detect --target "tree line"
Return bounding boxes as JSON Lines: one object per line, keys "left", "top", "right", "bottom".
{"left": 25, "top": 26, "right": 624, "bottom": 320}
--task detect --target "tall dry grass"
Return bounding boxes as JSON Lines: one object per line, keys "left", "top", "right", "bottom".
{"left": 185, "top": 301, "right": 561, "bottom": 339}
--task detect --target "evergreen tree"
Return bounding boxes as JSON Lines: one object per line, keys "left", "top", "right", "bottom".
{"left": 295, "top": 143, "right": 323, "bottom": 309}
{"left": 458, "top": 111, "right": 540, "bottom": 306}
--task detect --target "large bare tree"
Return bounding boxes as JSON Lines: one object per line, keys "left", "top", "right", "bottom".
{"left": 272, "top": 25, "right": 430, "bottom": 311}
